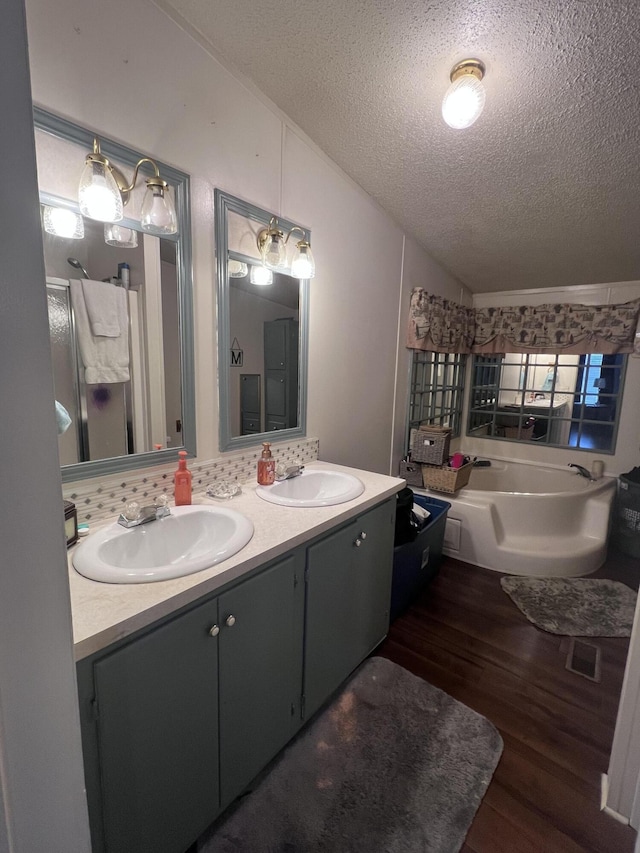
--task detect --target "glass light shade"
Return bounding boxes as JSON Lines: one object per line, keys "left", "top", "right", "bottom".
{"left": 104, "top": 223, "right": 138, "bottom": 248}
{"left": 78, "top": 160, "right": 123, "bottom": 222}
{"left": 291, "top": 243, "right": 316, "bottom": 279}
{"left": 228, "top": 260, "right": 249, "bottom": 278}
{"left": 250, "top": 264, "right": 273, "bottom": 286}
{"left": 140, "top": 185, "right": 178, "bottom": 234}
{"left": 43, "top": 206, "right": 84, "bottom": 239}
{"left": 263, "top": 233, "right": 286, "bottom": 269}
{"left": 442, "top": 74, "right": 486, "bottom": 129}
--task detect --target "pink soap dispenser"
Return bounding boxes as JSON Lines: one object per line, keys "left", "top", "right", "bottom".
{"left": 257, "top": 442, "right": 276, "bottom": 485}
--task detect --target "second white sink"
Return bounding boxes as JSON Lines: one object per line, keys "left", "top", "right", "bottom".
{"left": 72, "top": 505, "right": 254, "bottom": 584}
{"left": 256, "top": 470, "right": 365, "bottom": 507}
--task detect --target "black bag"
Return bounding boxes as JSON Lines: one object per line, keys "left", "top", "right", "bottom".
{"left": 394, "top": 487, "right": 420, "bottom": 546}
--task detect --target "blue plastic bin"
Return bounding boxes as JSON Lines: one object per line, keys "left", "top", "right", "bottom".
{"left": 390, "top": 494, "right": 450, "bottom": 622}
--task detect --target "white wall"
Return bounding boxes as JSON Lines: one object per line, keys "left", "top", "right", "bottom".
{"left": 24, "top": 0, "right": 468, "bottom": 477}
{"left": 465, "top": 281, "right": 640, "bottom": 476}
{"left": 0, "top": 2, "right": 91, "bottom": 849}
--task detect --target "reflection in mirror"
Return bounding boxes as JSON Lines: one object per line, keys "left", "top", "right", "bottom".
{"left": 34, "top": 109, "right": 195, "bottom": 482}
{"left": 215, "top": 190, "right": 309, "bottom": 452}
{"left": 467, "top": 352, "right": 627, "bottom": 451}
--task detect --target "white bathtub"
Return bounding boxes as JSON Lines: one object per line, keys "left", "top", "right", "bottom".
{"left": 416, "top": 459, "right": 616, "bottom": 577}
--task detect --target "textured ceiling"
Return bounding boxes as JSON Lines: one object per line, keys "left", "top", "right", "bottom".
{"left": 159, "top": 0, "right": 640, "bottom": 293}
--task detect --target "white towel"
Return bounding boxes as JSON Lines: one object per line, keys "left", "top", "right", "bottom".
{"left": 70, "top": 280, "right": 130, "bottom": 384}
{"left": 81, "top": 278, "right": 121, "bottom": 337}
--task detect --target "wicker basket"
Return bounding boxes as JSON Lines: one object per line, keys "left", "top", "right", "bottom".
{"left": 504, "top": 424, "right": 534, "bottom": 440}
{"left": 399, "top": 459, "right": 424, "bottom": 488}
{"left": 422, "top": 461, "right": 473, "bottom": 494}
{"left": 411, "top": 426, "right": 451, "bottom": 465}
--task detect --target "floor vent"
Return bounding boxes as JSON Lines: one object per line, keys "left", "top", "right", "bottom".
{"left": 565, "top": 638, "right": 602, "bottom": 682}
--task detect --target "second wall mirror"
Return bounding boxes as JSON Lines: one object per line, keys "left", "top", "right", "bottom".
{"left": 215, "top": 190, "right": 309, "bottom": 452}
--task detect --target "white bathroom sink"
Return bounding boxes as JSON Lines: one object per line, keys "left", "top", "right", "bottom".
{"left": 256, "top": 470, "right": 365, "bottom": 507}
{"left": 72, "top": 505, "right": 254, "bottom": 584}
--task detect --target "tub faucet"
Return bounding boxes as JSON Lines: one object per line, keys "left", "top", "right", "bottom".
{"left": 118, "top": 496, "right": 171, "bottom": 528}
{"left": 567, "top": 463, "right": 594, "bottom": 481}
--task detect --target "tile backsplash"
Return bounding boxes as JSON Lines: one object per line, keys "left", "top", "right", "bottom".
{"left": 64, "top": 438, "right": 319, "bottom": 525}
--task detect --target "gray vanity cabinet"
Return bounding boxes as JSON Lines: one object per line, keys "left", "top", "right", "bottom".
{"left": 82, "top": 595, "right": 220, "bottom": 853}
{"left": 218, "top": 551, "right": 304, "bottom": 808}
{"left": 76, "top": 497, "right": 397, "bottom": 853}
{"left": 302, "top": 498, "right": 396, "bottom": 720}
{"left": 77, "top": 549, "right": 305, "bottom": 853}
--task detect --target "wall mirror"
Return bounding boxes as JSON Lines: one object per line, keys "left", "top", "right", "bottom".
{"left": 467, "top": 352, "right": 626, "bottom": 452}
{"left": 215, "top": 190, "right": 309, "bottom": 452}
{"left": 35, "top": 108, "right": 195, "bottom": 482}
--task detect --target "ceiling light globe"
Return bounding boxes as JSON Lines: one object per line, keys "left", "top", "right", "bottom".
{"left": 442, "top": 73, "right": 485, "bottom": 129}
{"left": 78, "top": 160, "right": 123, "bottom": 222}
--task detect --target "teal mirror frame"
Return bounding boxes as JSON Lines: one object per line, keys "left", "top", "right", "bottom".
{"left": 34, "top": 108, "right": 196, "bottom": 482}
{"left": 215, "top": 189, "right": 309, "bottom": 452}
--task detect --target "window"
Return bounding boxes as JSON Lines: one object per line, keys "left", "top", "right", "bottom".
{"left": 407, "top": 351, "right": 466, "bottom": 450}
{"left": 467, "top": 352, "right": 626, "bottom": 452}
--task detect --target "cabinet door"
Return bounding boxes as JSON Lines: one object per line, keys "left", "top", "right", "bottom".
{"left": 264, "top": 321, "right": 287, "bottom": 369}
{"left": 266, "top": 371, "right": 287, "bottom": 417}
{"left": 93, "top": 597, "right": 220, "bottom": 853}
{"left": 303, "top": 499, "right": 396, "bottom": 719}
{"left": 218, "top": 552, "right": 304, "bottom": 807}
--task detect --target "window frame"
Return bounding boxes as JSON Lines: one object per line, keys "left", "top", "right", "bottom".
{"left": 406, "top": 350, "right": 467, "bottom": 452}
{"left": 466, "top": 352, "right": 627, "bottom": 453}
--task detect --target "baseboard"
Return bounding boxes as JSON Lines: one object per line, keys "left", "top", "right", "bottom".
{"left": 601, "top": 773, "right": 630, "bottom": 825}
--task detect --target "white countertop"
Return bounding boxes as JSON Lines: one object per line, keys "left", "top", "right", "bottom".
{"left": 69, "top": 462, "right": 405, "bottom": 660}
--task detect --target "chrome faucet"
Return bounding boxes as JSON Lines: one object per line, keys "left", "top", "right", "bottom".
{"left": 275, "top": 464, "right": 305, "bottom": 482}
{"left": 567, "top": 463, "right": 594, "bottom": 481}
{"left": 118, "top": 495, "right": 171, "bottom": 528}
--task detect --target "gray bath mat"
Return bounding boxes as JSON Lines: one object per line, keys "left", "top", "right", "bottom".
{"left": 198, "top": 656, "right": 502, "bottom": 853}
{"left": 501, "top": 576, "right": 637, "bottom": 637}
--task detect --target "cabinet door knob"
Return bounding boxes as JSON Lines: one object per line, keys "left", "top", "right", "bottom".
{"left": 360, "top": 531, "right": 367, "bottom": 540}
{"left": 225, "top": 615, "right": 236, "bottom": 627}
{"left": 354, "top": 538, "right": 362, "bottom": 547}
{"left": 209, "top": 625, "right": 220, "bottom": 637}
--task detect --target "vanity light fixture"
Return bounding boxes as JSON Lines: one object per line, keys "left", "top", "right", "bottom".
{"left": 249, "top": 264, "right": 274, "bottom": 286}
{"left": 42, "top": 205, "right": 84, "bottom": 239}
{"left": 442, "top": 58, "right": 486, "bottom": 129}
{"left": 104, "top": 223, "right": 138, "bottom": 248}
{"left": 228, "top": 260, "right": 249, "bottom": 278}
{"left": 257, "top": 217, "right": 316, "bottom": 279}
{"left": 78, "top": 137, "right": 178, "bottom": 235}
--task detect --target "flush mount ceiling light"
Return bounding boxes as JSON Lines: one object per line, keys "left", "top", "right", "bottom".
{"left": 42, "top": 205, "right": 84, "bottom": 239}
{"left": 256, "top": 217, "right": 316, "bottom": 280}
{"left": 78, "top": 138, "right": 178, "bottom": 234}
{"left": 442, "top": 58, "right": 486, "bottom": 130}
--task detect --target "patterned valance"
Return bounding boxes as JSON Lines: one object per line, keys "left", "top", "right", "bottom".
{"left": 407, "top": 288, "right": 640, "bottom": 355}
{"left": 406, "top": 290, "right": 475, "bottom": 354}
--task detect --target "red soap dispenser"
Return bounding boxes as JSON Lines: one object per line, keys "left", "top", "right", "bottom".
{"left": 174, "top": 450, "right": 192, "bottom": 505}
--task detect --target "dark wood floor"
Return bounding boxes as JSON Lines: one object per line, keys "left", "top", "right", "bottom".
{"left": 378, "top": 547, "right": 640, "bottom": 853}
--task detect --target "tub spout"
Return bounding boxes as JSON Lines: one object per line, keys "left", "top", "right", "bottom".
{"left": 568, "top": 463, "right": 594, "bottom": 481}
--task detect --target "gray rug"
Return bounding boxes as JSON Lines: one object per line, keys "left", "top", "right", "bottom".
{"left": 198, "top": 656, "right": 503, "bottom": 853}
{"left": 501, "top": 576, "right": 637, "bottom": 637}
